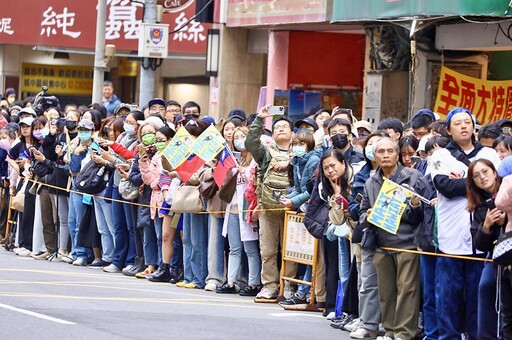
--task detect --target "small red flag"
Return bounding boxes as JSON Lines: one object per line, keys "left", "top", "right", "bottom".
{"left": 213, "top": 147, "right": 237, "bottom": 187}
{"left": 176, "top": 154, "right": 205, "bottom": 183}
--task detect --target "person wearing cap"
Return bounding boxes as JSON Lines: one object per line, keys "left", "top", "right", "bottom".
{"left": 18, "top": 107, "right": 37, "bottom": 119}
{"left": 148, "top": 98, "right": 166, "bottom": 119}
{"left": 114, "top": 103, "right": 132, "bottom": 118}
{"left": 182, "top": 101, "right": 201, "bottom": 120}
{"left": 66, "top": 118, "right": 99, "bottom": 266}
{"left": 430, "top": 107, "right": 500, "bottom": 339}
{"left": 497, "top": 119, "right": 512, "bottom": 137}
{"left": 227, "top": 108, "right": 247, "bottom": 126}
{"left": 354, "top": 120, "right": 372, "bottom": 138}
{"left": 102, "top": 80, "right": 121, "bottom": 115}
{"left": 295, "top": 116, "right": 318, "bottom": 133}
{"left": 327, "top": 118, "right": 365, "bottom": 168}
{"left": 9, "top": 105, "right": 22, "bottom": 117}
{"left": 7, "top": 116, "right": 40, "bottom": 257}
{"left": 411, "top": 109, "right": 435, "bottom": 140}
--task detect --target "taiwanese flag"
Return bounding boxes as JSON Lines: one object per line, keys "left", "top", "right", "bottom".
{"left": 213, "top": 147, "right": 237, "bottom": 187}
{"left": 175, "top": 154, "right": 205, "bottom": 183}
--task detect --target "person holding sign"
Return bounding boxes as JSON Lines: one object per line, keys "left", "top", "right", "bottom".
{"left": 358, "top": 137, "right": 424, "bottom": 340}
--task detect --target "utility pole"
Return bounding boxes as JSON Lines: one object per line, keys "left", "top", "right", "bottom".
{"left": 92, "top": 0, "right": 107, "bottom": 104}
{"left": 139, "top": 0, "right": 158, "bottom": 108}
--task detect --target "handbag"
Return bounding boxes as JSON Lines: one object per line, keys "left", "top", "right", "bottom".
{"left": 119, "top": 177, "right": 139, "bottom": 200}
{"left": 219, "top": 169, "right": 239, "bottom": 203}
{"left": 11, "top": 180, "right": 28, "bottom": 212}
{"left": 169, "top": 185, "right": 205, "bottom": 213}
{"left": 493, "top": 231, "right": 512, "bottom": 266}
{"left": 199, "top": 174, "right": 218, "bottom": 199}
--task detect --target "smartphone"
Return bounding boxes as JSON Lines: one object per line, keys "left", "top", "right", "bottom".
{"left": 484, "top": 198, "right": 496, "bottom": 210}
{"left": 355, "top": 193, "right": 363, "bottom": 203}
{"left": 268, "top": 106, "right": 285, "bottom": 116}
{"left": 411, "top": 156, "right": 421, "bottom": 164}
{"left": 51, "top": 118, "right": 66, "bottom": 127}
{"left": 335, "top": 195, "right": 349, "bottom": 209}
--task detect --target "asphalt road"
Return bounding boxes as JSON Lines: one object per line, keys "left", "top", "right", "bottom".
{"left": 0, "top": 250, "right": 351, "bottom": 340}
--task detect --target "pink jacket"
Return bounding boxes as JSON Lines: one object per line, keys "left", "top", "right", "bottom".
{"left": 496, "top": 175, "right": 512, "bottom": 233}
{"left": 139, "top": 152, "right": 169, "bottom": 219}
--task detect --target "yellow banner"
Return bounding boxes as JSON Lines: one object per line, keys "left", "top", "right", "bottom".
{"left": 367, "top": 178, "right": 413, "bottom": 235}
{"left": 21, "top": 63, "right": 93, "bottom": 95}
{"left": 434, "top": 66, "right": 512, "bottom": 125}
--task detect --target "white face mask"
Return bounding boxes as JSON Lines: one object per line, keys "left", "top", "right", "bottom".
{"left": 233, "top": 138, "right": 246, "bottom": 151}
{"left": 365, "top": 145, "right": 375, "bottom": 161}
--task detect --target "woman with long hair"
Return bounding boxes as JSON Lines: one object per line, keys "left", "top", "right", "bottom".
{"left": 467, "top": 159, "right": 505, "bottom": 339}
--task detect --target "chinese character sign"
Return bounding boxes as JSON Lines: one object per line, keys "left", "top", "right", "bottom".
{"left": 434, "top": 66, "right": 512, "bottom": 125}
{"left": 21, "top": 63, "right": 93, "bottom": 95}
{"left": 367, "top": 178, "right": 414, "bottom": 235}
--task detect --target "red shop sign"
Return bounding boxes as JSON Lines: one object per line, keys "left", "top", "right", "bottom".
{"left": 0, "top": 0, "right": 210, "bottom": 55}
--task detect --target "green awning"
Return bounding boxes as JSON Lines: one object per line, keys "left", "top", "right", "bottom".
{"left": 332, "top": 0, "right": 510, "bottom": 22}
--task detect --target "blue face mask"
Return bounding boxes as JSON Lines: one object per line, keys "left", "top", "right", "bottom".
{"left": 365, "top": 145, "right": 374, "bottom": 161}
{"left": 293, "top": 145, "right": 307, "bottom": 158}
{"left": 78, "top": 131, "right": 92, "bottom": 142}
{"left": 123, "top": 123, "right": 136, "bottom": 135}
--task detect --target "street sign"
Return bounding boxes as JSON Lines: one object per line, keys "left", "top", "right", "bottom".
{"left": 138, "top": 23, "right": 169, "bottom": 58}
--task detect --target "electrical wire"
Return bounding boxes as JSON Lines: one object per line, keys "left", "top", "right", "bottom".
{"left": 168, "top": 0, "right": 214, "bottom": 35}
{"left": 459, "top": 15, "right": 512, "bottom": 25}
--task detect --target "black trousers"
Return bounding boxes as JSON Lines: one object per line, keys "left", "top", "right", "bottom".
{"left": 501, "top": 267, "right": 512, "bottom": 338}
{"left": 322, "top": 236, "right": 339, "bottom": 313}
{"left": 19, "top": 192, "right": 36, "bottom": 251}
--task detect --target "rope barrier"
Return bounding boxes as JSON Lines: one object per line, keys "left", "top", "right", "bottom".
{"left": 379, "top": 246, "right": 493, "bottom": 263}
{"left": 17, "top": 177, "right": 288, "bottom": 215}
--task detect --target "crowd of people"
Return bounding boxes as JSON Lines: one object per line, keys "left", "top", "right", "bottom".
{"left": 1, "top": 83, "right": 512, "bottom": 340}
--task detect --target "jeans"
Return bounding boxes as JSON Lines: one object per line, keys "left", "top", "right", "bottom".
{"left": 206, "top": 215, "right": 225, "bottom": 286}
{"left": 338, "top": 237, "right": 351, "bottom": 289}
{"left": 297, "top": 266, "right": 312, "bottom": 297}
{"left": 32, "top": 194, "right": 46, "bottom": 254}
{"left": 68, "top": 192, "right": 92, "bottom": 260}
{"left": 93, "top": 196, "right": 115, "bottom": 263}
{"left": 420, "top": 254, "right": 438, "bottom": 340}
{"left": 436, "top": 257, "right": 483, "bottom": 340}
{"left": 111, "top": 186, "right": 136, "bottom": 269}
{"left": 182, "top": 213, "right": 208, "bottom": 288}
{"left": 478, "top": 261, "right": 498, "bottom": 339}
{"left": 50, "top": 194, "right": 69, "bottom": 252}
{"left": 143, "top": 217, "right": 162, "bottom": 266}
{"left": 170, "top": 225, "right": 183, "bottom": 272}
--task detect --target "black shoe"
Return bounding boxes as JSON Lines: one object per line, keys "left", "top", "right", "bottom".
{"left": 148, "top": 263, "right": 171, "bottom": 282}
{"left": 216, "top": 283, "right": 237, "bottom": 294}
{"left": 169, "top": 268, "right": 183, "bottom": 284}
{"left": 239, "top": 285, "right": 260, "bottom": 297}
{"left": 88, "top": 260, "right": 111, "bottom": 268}
{"left": 278, "top": 294, "right": 307, "bottom": 306}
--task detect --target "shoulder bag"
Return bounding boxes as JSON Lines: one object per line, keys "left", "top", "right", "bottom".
{"left": 169, "top": 185, "right": 205, "bottom": 213}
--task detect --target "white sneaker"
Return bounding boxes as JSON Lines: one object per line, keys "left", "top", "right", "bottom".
{"left": 103, "top": 263, "right": 122, "bottom": 273}
{"left": 72, "top": 257, "right": 87, "bottom": 266}
{"left": 17, "top": 248, "right": 32, "bottom": 257}
{"left": 326, "top": 312, "right": 336, "bottom": 320}
{"left": 61, "top": 254, "right": 74, "bottom": 264}
{"left": 350, "top": 327, "right": 376, "bottom": 339}
{"left": 204, "top": 281, "right": 218, "bottom": 292}
{"left": 13, "top": 247, "right": 25, "bottom": 255}
{"left": 376, "top": 336, "right": 393, "bottom": 340}
{"left": 345, "top": 318, "right": 362, "bottom": 332}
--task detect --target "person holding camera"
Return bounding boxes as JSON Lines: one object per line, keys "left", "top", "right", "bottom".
{"left": 466, "top": 159, "right": 505, "bottom": 339}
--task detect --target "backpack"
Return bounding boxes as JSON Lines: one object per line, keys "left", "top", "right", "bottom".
{"left": 75, "top": 160, "right": 111, "bottom": 194}
{"left": 258, "top": 148, "right": 290, "bottom": 212}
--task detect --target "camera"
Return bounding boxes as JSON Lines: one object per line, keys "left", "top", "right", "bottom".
{"left": 51, "top": 117, "right": 67, "bottom": 127}
{"left": 33, "top": 86, "right": 59, "bottom": 116}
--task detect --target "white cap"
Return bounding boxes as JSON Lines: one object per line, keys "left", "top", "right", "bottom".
{"left": 138, "top": 116, "right": 165, "bottom": 129}
{"left": 19, "top": 117, "right": 35, "bottom": 126}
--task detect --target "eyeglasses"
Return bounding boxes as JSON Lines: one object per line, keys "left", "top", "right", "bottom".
{"left": 472, "top": 168, "right": 491, "bottom": 180}
{"left": 273, "top": 124, "right": 290, "bottom": 130}
{"left": 167, "top": 109, "right": 181, "bottom": 114}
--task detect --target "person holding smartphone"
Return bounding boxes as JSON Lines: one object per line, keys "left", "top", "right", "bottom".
{"left": 467, "top": 159, "right": 505, "bottom": 339}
